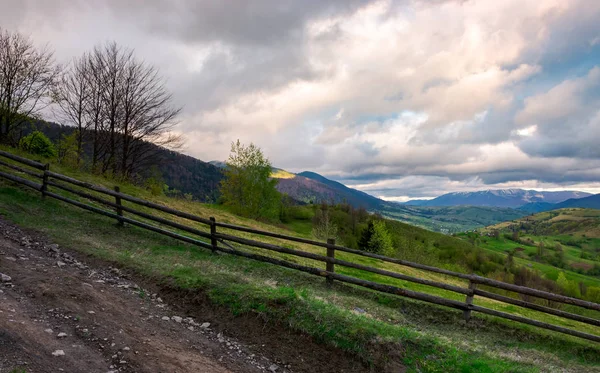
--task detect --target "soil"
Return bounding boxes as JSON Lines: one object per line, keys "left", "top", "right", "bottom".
{"left": 0, "top": 218, "right": 371, "bottom": 373}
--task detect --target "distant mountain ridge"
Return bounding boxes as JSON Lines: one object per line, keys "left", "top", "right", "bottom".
{"left": 275, "top": 171, "right": 382, "bottom": 209}
{"left": 552, "top": 193, "right": 600, "bottom": 210}
{"left": 404, "top": 189, "right": 591, "bottom": 208}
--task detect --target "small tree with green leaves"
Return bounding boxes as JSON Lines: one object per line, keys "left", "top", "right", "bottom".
{"left": 220, "top": 140, "right": 280, "bottom": 220}
{"left": 56, "top": 131, "right": 79, "bottom": 166}
{"left": 18, "top": 131, "right": 56, "bottom": 158}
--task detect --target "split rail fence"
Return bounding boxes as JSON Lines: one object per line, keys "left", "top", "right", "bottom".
{"left": 1, "top": 149, "right": 599, "bottom": 343}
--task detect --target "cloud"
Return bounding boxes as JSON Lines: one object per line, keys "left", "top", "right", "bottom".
{"left": 3, "top": 0, "right": 600, "bottom": 199}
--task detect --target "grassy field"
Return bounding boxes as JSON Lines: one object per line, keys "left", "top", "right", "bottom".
{"left": 0, "top": 149, "right": 599, "bottom": 372}
{"left": 465, "top": 209, "right": 600, "bottom": 287}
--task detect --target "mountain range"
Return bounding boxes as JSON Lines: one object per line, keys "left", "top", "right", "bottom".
{"left": 402, "top": 189, "right": 591, "bottom": 208}
{"left": 270, "top": 171, "right": 598, "bottom": 232}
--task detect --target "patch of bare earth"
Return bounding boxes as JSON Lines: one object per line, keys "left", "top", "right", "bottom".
{"left": 0, "top": 218, "right": 371, "bottom": 373}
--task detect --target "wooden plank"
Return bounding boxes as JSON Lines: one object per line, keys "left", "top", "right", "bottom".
{"left": 470, "top": 277, "right": 600, "bottom": 311}
{"left": 215, "top": 221, "right": 600, "bottom": 311}
{"left": 216, "top": 232, "right": 471, "bottom": 295}
{"left": 0, "top": 159, "right": 43, "bottom": 178}
{"left": 215, "top": 221, "right": 332, "bottom": 247}
{"left": 475, "top": 288, "right": 600, "bottom": 327}
{"left": 0, "top": 150, "right": 46, "bottom": 169}
{"left": 46, "top": 180, "right": 212, "bottom": 240}
{"left": 215, "top": 244, "right": 470, "bottom": 312}
{"left": 216, "top": 221, "right": 474, "bottom": 280}
{"left": 0, "top": 170, "right": 42, "bottom": 191}
{"left": 44, "top": 190, "right": 213, "bottom": 250}
{"left": 46, "top": 171, "right": 212, "bottom": 225}
{"left": 472, "top": 304, "right": 600, "bottom": 343}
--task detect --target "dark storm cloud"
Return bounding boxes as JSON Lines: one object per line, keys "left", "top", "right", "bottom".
{"left": 108, "top": 0, "right": 369, "bottom": 46}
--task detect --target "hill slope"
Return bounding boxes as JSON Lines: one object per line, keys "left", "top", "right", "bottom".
{"left": 517, "top": 194, "right": 600, "bottom": 213}
{"left": 24, "top": 121, "right": 224, "bottom": 201}
{"left": 554, "top": 194, "right": 600, "bottom": 210}
{"left": 468, "top": 208, "right": 600, "bottom": 279}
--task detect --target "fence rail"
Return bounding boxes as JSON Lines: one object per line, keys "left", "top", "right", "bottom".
{"left": 0, "top": 149, "right": 599, "bottom": 343}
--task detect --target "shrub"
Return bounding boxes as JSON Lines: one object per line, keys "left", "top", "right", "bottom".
{"left": 18, "top": 131, "right": 56, "bottom": 158}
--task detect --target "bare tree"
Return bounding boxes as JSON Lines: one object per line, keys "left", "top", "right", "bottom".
{"left": 0, "top": 28, "right": 59, "bottom": 144}
{"left": 54, "top": 41, "right": 182, "bottom": 177}
{"left": 53, "top": 55, "right": 90, "bottom": 164}
{"left": 118, "top": 57, "right": 182, "bottom": 177}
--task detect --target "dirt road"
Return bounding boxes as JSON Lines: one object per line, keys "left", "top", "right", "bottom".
{"left": 0, "top": 219, "right": 366, "bottom": 373}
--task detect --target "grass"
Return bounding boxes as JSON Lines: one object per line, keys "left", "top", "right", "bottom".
{"left": 464, "top": 209, "right": 600, "bottom": 287}
{"left": 0, "top": 150, "right": 599, "bottom": 371}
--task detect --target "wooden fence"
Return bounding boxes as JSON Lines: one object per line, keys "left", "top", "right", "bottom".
{"left": 1, "top": 149, "right": 599, "bottom": 343}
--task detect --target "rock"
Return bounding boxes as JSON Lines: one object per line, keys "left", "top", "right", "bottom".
{"left": 5, "top": 257, "right": 16, "bottom": 261}
{"left": 161, "top": 316, "right": 170, "bottom": 321}
{"left": 47, "top": 244, "right": 59, "bottom": 252}
{"left": 56, "top": 261, "right": 66, "bottom": 268}
{"left": 269, "top": 364, "right": 279, "bottom": 372}
{"left": 0, "top": 273, "right": 11, "bottom": 282}
{"left": 200, "top": 322, "right": 211, "bottom": 328}
{"left": 122, "top": 347, "right": 130, "bottom": 351}
{"left": 88, "top": 310, "right": 96, "bottom": 314}
{"left": 52, "top": 350, "right": 65, "bottom": 356}
{"left": 172, "top": 316, "right": 183, "bottom": 323}
{"left": 353, "top": 307, "right": 366, "bottom": 314}
{"left": 57, "top": 332, "right": 67, "bottom": 338}
{"left": 44, "top": 328, "right": 53, "bottom": 334}
{"left": 188, "top": 326, "right": 194, "bottom": 331}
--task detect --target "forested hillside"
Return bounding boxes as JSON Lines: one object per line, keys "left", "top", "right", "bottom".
{"left": 20, "top": 120, "right": 223, "bottom": 202}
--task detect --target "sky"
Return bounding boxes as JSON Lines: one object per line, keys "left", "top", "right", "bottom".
{"left": 2, "top": 0, "right": 600, "bottom": 201}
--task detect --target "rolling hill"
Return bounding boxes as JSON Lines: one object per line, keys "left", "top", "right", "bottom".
{"left": 466, "top": 208, "right": 600, "bottom": 278}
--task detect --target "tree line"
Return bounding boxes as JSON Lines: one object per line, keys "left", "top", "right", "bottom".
{"left": 0, "top": 28, "right": 181, "bottom": 178}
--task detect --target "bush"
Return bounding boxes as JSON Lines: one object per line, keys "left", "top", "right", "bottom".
{"left": 18, "top": 131, "right": 56, "bottom": 158}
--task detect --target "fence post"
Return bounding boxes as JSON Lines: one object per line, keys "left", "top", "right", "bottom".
{"left": 41, "top": 163, "right": 50, "bottom": 198}
{"left": 114, "top": 186, "right": 124, "bottom": 226}
{"left": 210, "top": 217, "right": 218, "bottom": 253}
{"left": 463, "top": 279, "right": 477, "bottom": 322}
{"left": 326, "top": 238, "right": 336, "bottom": 286}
